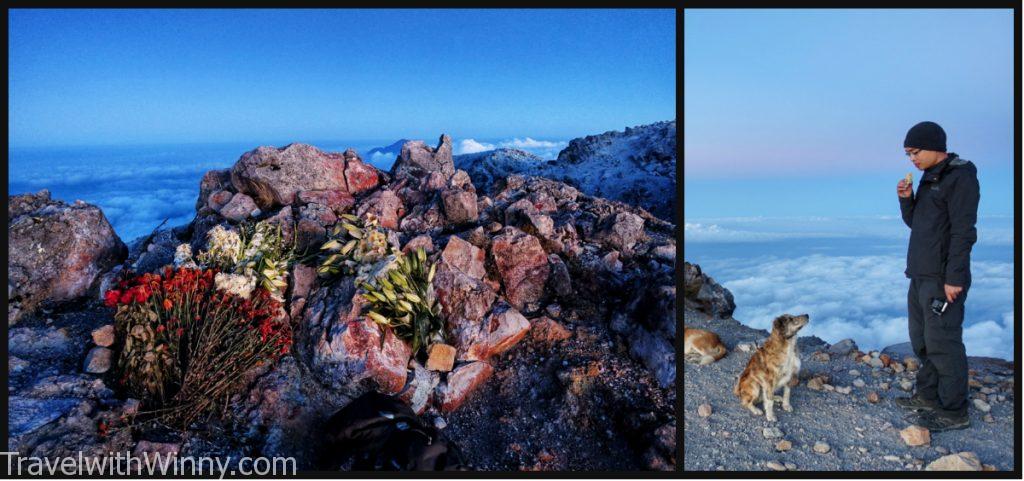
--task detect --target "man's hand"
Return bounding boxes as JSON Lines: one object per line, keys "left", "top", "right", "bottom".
{"left": 944, "top": 284, "right": 964, "bottom": 303}
{"left": 897, "top": 179, "right": 913, "bottom": 198}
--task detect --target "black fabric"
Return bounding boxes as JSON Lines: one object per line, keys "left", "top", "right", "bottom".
{"left": 319, "top": 392, "right": 469, "bottom": 471}
{"left": 904, "top": 121, "right": 947, "bottom": 152}
{"left": 907, "top": 277, "right": 969, "bottom": 417}
{"left": 898, "top": 153, "right": 980, "bottom": 287}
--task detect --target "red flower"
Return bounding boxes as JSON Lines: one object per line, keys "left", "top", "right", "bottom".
{"left": 132, "top": 287, "right": 150, "bottom": 304}
{"left": 176, "top": 327, "right": 184, "bottom": 337}
{"left": 120, "top": 290, "right": 134, "bottom": 305}
{"left": 104, "top": 290, "right": 121, "bottom": 308}
{"left": 156, "top": 325, "right": 166, "bottom": 334}
{"left": 163, "top": 299, "right": 174, "bottom": 310}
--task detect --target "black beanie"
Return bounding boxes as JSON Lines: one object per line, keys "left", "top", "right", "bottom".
{"left": 904, "top": 121, "right": 947, "bottom": 152}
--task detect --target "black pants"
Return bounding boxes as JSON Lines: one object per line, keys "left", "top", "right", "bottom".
{"left": 907, "top": 277, "right": 969, "bottom": 417}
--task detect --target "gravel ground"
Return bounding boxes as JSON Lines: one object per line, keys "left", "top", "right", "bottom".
{"left": 683, "top": 306, "right": 1016, "bottom": 472}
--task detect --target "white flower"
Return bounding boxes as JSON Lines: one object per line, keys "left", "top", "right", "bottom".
{"left": 200, "top": 225, "right": 242, "bottom": 269}
{"left": 173, "top": 243, "right": 198, "bottom": 268}
{"left": 214, "top": 272, "right": 257, "bottom": 299}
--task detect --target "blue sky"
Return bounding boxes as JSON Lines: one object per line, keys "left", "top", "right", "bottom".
{"left": 9, "top": 9, "right": 676, "bottom": 148}
{"left": 684, "top": 9, "right": 1014, "bottom": 217}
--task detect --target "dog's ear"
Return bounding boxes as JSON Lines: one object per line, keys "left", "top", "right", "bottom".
{"left": 772, "top": 315, "right": 789, "bottom": 332}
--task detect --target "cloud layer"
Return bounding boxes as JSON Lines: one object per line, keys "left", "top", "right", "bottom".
{"left": 455, "top": 137, "right": 568, "bottom": 159}
{"left": 704, "top": 254, "right": 1015, "bottom": 361}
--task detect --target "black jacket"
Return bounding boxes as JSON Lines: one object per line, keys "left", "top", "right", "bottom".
{"left": 899, "top": 153, "right": 980, "bottom": 287}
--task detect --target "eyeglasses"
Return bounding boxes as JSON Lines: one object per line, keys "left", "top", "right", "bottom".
{"left": 905, "top": 149, "right": 922, "bottom": 158}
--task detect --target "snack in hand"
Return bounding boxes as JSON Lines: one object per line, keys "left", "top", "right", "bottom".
{"left": 904, "top": 173, "right": 913, "bottom": 185}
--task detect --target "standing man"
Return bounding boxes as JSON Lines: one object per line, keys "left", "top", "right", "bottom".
{"left": 894, "top": 121, "right": 980, "bottom": 431}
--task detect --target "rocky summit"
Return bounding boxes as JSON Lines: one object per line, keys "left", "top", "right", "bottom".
{"left": 454, "top": 120, "right": 676, "bottom": 221}
{"left": 683, "top": 262, "right": 1015, "bottom": 472}
{"left": 7, "top": 132, "right": 677, "bottom": 472}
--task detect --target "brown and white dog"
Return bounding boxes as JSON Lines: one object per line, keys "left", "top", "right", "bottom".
{"left": 733, "top": 314, "right": 809, "bottom": 422}
{"left": 684, "top": 328, "right": 728, "bottom": 365}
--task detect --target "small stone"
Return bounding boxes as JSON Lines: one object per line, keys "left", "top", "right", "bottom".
{"left": 737, "top": 343, "right": 752, "bottom": 353}
{"left": 828, "top": 338, "right": 856, "bottom": 356}
{"left": 868, "top": 357, "right": 885, "bottom": 369}
{"left": 824, "top": 384, "right": 835, "bottom": 392}
{"left": 91, "top": 324, "right": 115, "bottom": 347}
{"left": 880, "top": 382, "right": 890, "bottom": 390}
{"left": 858, "top": 447, "right": 868, "bottom": 454}
{"left": 983, "top": 414, "right": 994, "bottom": 423}
{"left": 900, "top": 380, "right": 914, "bottom": 391}
{"left": 697, "top": 404, "right": 712, "bottom": 418}
{"left": 807, "top": 377, "right": 825, "bottom": 391}
{"left": 763, "top": 427, "right": 784, "bottom": 439}
{"left": 783, "top": 462, "right": 797, "bottom": 471}
{"left": 904, "top": 357, "right": 920, "bottom": 371}
{"left": 879, "top": 353, "right": 892, "bottom": 366}
{"left": 434, "top": 417, "right": 447, "bottom": 430}
{"left": 849, "top": 369, "right": 861, "bottom": 376}
{"left": 935, "top": 446, "right": 949, "bottom": 455}
{"left": 775, "top": 440, "right": 792, "bottom": 451}
{"left": 925, "top": 452, "right": 982, "bottom": 471}
{"left": 812, "top": 351, "right": 830, "bottom": 362}
{"left": 766, "top": 461, "right": 787, "bottom": 471}
{"left": 980, "top": 387, "right": 994, "bottom": 395}
{"left": 122, "top": 398, "right": 140, "bottom": 415}
{"left": 425, "top": 343, "right": 457, "bottom": 372}
{"left": 544, "top": 303, "right": 562, "bottom": 318}
{"left": 884, "top": 455, "right": 901, "bottom": 462}
{"left": 972, "top": 399, "right": 991, "bottom": 413}
{"left": 813, "top": 442, "right": 831, "bottom": 454}
{"left": 900, "top": 425, "right": 931, "bottom": 446}
{"left": 867, "top": 391, "right": 880, "bottom": 403}
{"left": 853, "top": 378, "right": 866, "bottom": 388}
{"left": 836, "top": 386, "right": 851, "bottom": 395}
{"left": 892, "top": 362, "right": 905, "bottom": 373}
{"left": 83, "top": 347, "right": 112, "bottom": 374}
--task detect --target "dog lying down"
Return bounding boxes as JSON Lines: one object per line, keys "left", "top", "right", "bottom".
{"left": 734, "top": 314, "right": 809, "bottom": 422}
{"left": 683, "top": 328, "right": 728, "bottom": 365}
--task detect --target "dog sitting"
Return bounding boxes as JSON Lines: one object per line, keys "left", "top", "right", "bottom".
{"left": 734, "top": 314, "right": 809, "bottom": 422}
{"left": 684, "top": 328, "right": 728, "bottom": 365}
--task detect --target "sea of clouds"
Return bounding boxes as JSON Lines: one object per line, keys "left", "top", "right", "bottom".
{"left": 9, "top": 136, "right": 570, "bottom": 242}
{"left": 685, "top": 216, "right": 1015, "bottom": 361}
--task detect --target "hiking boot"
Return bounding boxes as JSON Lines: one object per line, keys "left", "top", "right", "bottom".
{"left": 914, "top": 411, "right": 970, "bottom": 432}
{"left": 894, "top": 395, "right": 940, "bottom": 413}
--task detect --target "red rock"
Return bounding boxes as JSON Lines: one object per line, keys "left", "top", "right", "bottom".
{"left": 434, "top": 265, "right": 496, "bottom": 325}
{"left": 900, "top": 425, "right": 931, "bottom": 446}
{"left": 230, "top": 143, "right": 349, "bottom": 209}
{"left": 356, "top": 190, "right": 404, "bottom": 230}
{"left": 593, "top": 212, "right": 646, "bottom": 252}
{"left": 207, "top": 190, "right": 234, "bottom": 212}
{"left": 8, "top": 191, "right": 127, "bottom": 324}
{"left": 426, "top": 343, "right": 457, "bottom": 372}
{"left": 344, "top": 159, "right": 380, "bottom": 195}
{"left": 440, "top": 236, "right": 486, "bottom": 280}
{"left": 462, "top": 305, "right": 532, "bottom": 361}
{"left": 531, "top": 317, "right": 571, "bottom": 344}
{"left": 263, "top": 206, "right": 296, "bottom": 248}
{"left": 297, "top": 190, "right": 355, "bottom": 214}
{"left": 423, "top": 171, "right": 448, "bottom": 191}
{"left": 289, "top": 264, "right": 316, "bottom": 320}
{"left": 391, "top": 135, "right": 455, "bottom": 180}
{"left": 338, "top": 318, "right": 412, "bottom": 394}
{"left": 299, "top": 202, "right": 337, "bottom": 226}
{"left": 401, "top": 235, "right": 435, "bottom": 255}
{"left": 528, "top": 191, "right": 557, "bottom": 214}
{"left": 195, "top": 168, "right": 231, "bottom": 211}
{"left": 490, "top": 227, "right": 550, "bottom": 310}
{"left": 91, "top": 324, "right": 115, "bottom": 347}
{"left": 441, "top": 189, "right": 479, "bottom": 225}
{"left": 438, "top": 361, "right": 494, "bottom": 413}
{"left": 220, "top": 192, "right": 260, "bottom": 222}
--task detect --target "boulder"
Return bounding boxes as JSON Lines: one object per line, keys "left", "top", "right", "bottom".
{"left": 397, "top": 361, "right": 440, "bottom": 415}
{"left": 91, "top": 325, "right": 115, "bottom": 347}
{"left": 230, "top": 143, "right": 352, "bottom": 209}
{"left": 546, "top": 254, "right": 573, "bottom": 298}
{"left": 437, "top": 361, "right": 494, "bottom": 413}
{"left": 207, "top": 189, "right": 234, "bottom": 212}
{"left": 900, "top": 425, "right": 931, "bottom": 446}
{"left": 390, "top": 135, "right": 455, "bottom": 180}
{"left": 8, "top": 191, "right": 127, "bottom": 324}
{"left": 440, "top": 236, "right": 487, "bottom": 280}
{"left": 425, "top": 343, "right": 457, "bottom": 372}
{"left": 460, "top": 304, "right": 532, "bottom": 361}
{"left": 490, "top": 227, "right": 550, "bottom": 311}
{"left": 195, "top": 169, "right": 231, "bottom": 212}
{"left": 592, "top": 212, "right": 645, "bottom": 253}
{"left": 441, "top": 189, "right": 479, "bottom": 225}
{"left": 926, "top": 452, "right": 983, "bottom": 471}
{"left": 219, "top": 192, "right": 260, "bottom": 222}
{"left": 317, "top": 318, "right": 412, "bottom": 395}
{"left": 401, "top": 235, "right": 435, "bottom": 255}
{"left": 296, "top": 190, "right": 356, "bottom": 214}
{"left": 342, "top": 151, "right": 381, "bottom": 195}
{"left": 355, "top": 190, "right": 404, "bottom": 231}
{"left": 531, "top": 317, "right": 572, "bottom": 344}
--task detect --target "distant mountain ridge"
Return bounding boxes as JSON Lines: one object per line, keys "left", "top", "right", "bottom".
{"left": 365, "top": 139, "right": 410, "bottom": 157}
{"left": 454, "top": 120, "right": 676, "bottom": 220}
